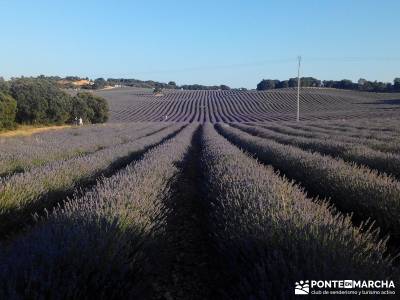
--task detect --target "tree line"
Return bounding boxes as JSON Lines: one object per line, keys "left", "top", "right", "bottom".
{"left": 257, "top": 77, "right": 400, "bottom": 92}
{"left": 48, "top": 76, "right": 234, "bottom": 91}
{"left": 101, "top": 78, "right": 232, "bottom": 91}
{"left": 0, "top": 77, "right": 109, "bottom": 130}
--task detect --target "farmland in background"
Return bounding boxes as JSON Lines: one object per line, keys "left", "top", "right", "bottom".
{"left": 94, "top": 87, "right": 400, "bottom": 123}
{"left": 0, "top": 88, "right": 400, "bottom": 299}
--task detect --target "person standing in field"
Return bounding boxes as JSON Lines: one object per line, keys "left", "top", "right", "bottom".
{"left": 78, "top": 117, "right": 83, "bottom": 126}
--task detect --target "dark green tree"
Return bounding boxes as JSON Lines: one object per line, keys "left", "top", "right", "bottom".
{"left": 257, "top": 79, "right": 276, "bottom": 91}
{"left": 276, "top": 80, "right": 289, "bottom": 88}
{"left": 0, "top": 92, "right": 17, "bottom": 129}
{"left": 358, "top": 78, "right": 367, "bottom": 86}
{"left": 93, "top": 78, "right": 107, "bottom": 89}
{"left": 70, "top": 95, "right": 91, "bottom": 122}
{"left": 0, "top": 77, "right": 9, "bottom": 94}
{"left": 288, "top": 78, "right": 298, "bottom": 87}
{"left": 339, "top": 79, "right": 357, "bottom": 89}
{"left": 300, "top": 77, "right": 321, "bottom": 87}
{"left": 394, "top": 78, "right": 400, "bottom": 91}
{"left": 86, "top": 94, "right": 109, "bottom": 123}
{"left": 153, "top": 87, "right": 163, "bottom": 94}
{"left": 10, "top": 78, "right": 72, "bottom": 124}
{"left": 11, "top": 79, "right": 49, "bottom": 123}
{"left": 73, "top": 92, "right": 109, "bottom": 123}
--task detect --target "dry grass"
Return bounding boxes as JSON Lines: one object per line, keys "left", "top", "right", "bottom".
{"left": 0, "top": 125, "right": 72, "bottom": 138}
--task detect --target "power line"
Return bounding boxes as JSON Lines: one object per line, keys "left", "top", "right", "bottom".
{"left": 112, "top": 58, "right": 295, "bottom": 76}
{"left": 101, "top": 56, "right": 400, "bottom": 78}
{"left": 305, "top": 56, "right": 400, "bottom": 62}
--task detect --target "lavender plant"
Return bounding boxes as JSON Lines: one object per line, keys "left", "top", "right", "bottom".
{"left": 216, "top": 124, "right": 400, "bottom": 240}
{"left": 0, "top": 122, "right": 168, "bottom": 177}
{"left": 287, "top": 122, "right": 400, "bottom": 154}
{"left": 0, "top": 124, "right": 184, "bottom": 238}
{"left": 252, "top": 121, "right": 400, "bottom": 144}
{"left": 234, "top": 123, "right": 400, "bottom": 179}
{"left": 202, "top": 124, "right": 396, "bottom": 298}
{"left": 0, "top": 124, "right": 198, "bottom": 299}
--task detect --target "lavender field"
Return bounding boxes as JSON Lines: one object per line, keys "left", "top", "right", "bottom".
{"left": 95, "top": 87, "right": 400, "bottom": 123}
{"left": 1, "top": 89, "right": 400, "bottom": 299}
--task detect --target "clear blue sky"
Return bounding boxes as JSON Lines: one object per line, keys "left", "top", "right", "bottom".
{"left": 1, "top": 0, "right": 399, "bottom": 88}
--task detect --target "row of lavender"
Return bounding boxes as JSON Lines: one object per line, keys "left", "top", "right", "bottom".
{"left": 0, "top": 122, "right": 168, "bottom": 177}
{"left": 255, "top": 118, "right": 400, "bottom": 152}
{"left": 292, "top": 118, "right": 400, "bottom": 135}
{"left": 0, "top": 124, "right": 198, "bottom": 299}
{"left": 0, "top": 123, "right": 397, "bottom": 298}
{"left": 233, "top": 123, "right": 400, "bottom": 179}
{"left": 217, "top": 124, "right": 400, "bottom": 242}
{"left": 0, "top": 124, "right": 183, "bottom": 238}
{"left": 202, "top": 124, "right": 395, "bottom": 298}
{"left": 244, "top": 118, "right": 400, "bottom": 179}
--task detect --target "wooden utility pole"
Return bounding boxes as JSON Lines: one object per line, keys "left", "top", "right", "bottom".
{"left": 297, "top": 56, "right": 301, "bottom": 122}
